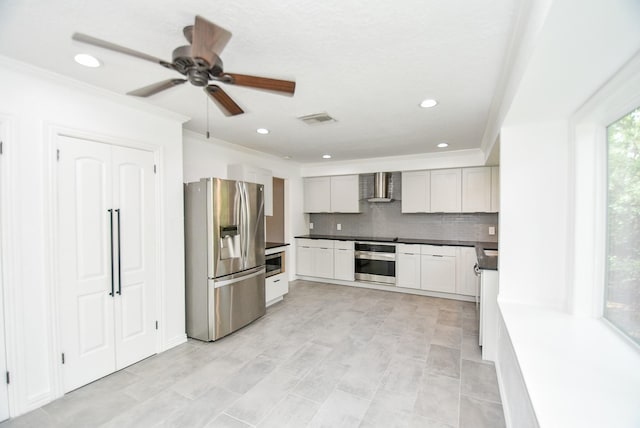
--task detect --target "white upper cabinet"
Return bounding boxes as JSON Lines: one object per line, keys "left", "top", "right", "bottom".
{"left": 401, "top": 171, "right": 430, "bottom": 213}
{"left": 304, "top": 175, "right": 360, "bottom": 213}
{"left": 303, "top": 177, "right": 331, "bottom": 213}
{"left": 430, "top": 168, "right": 462, "bottom": 213}
{"left": 491, "top": 166, "right": 500, "bottom": 212}
{"left": 330, "top": 175, "right": 360, "bottom": 213}
{"left": 462, "top": 167, "right": 492, "bottom": 213}
{"left": 228, "top": 164, "right": 273, "bottom": 216}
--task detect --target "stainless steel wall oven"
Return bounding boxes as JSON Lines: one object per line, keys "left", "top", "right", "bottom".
{"left": 354, "top": 242, "right": 396, "bottom": 285}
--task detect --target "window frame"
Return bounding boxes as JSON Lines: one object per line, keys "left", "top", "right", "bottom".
{"left": 570, "top": 51, "right": 640, "bottom": 350}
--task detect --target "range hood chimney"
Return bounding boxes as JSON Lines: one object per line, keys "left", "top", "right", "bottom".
{"left": 368, "top": 172, "right": 392, "bottom": 202}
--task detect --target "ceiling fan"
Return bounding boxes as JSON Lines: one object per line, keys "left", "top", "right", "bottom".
{"left": 72, "top": 15, "right": 296, "bottom": 116}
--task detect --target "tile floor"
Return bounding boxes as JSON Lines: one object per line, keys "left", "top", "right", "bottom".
{"left": 0, "top": 280, "right": 505, "bottom": 428}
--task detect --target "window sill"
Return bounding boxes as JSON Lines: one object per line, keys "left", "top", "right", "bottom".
{"left": 498, "top": 300, "right": 640, "bottom": 428}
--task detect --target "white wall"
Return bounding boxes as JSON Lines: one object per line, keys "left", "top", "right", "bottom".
{"left": 499, "top": 120, "right": 569, "bottom": 310}
{"left": 0, "top": 57, "right": 187, "bottom": 416}
{"left": 495, "top": 0, "right": 640, "bottom": 426}
{"left": 182, "top": 131, "right": 307, "bottom": 279}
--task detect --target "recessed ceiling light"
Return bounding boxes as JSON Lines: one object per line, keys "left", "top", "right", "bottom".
{"left": 283, "top": 155, "right": 292, "bottom": 160}
{"left": 437, "top": 142, "right": 449, "bottom": 148}
{"left": 74, "top": 53, "right": 101, "bottom": 68}
{"left": 420, "top": 99, "right": 438, "bottom": 108}
{"left": 322, "top": 154, "right": 332, "bottom": 159}
{"left": 256, "top": 128, "right": 269, "bottom": 135}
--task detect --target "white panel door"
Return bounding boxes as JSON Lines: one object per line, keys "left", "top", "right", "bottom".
{"left": 314, "top": 247, "right": 334, "bottom": 279}
{"left": 0, "top": 121, "right": 9, "bottom": 420}
{"left": 462, "top": 167, "right": 492, "bottom": 213}
{"left": 430, "top": 169, "right": 462, "bottom": 212}
{"left": 397, "top": 253, "right": 421, "bottom": 289}
{"left": 491, "top": 166, "right": 500, "bottom": 212}
{"left": 0, "top": 276, "right": 7, "bottom": 421}
{"left": 296, "top": 245, "right": 314, "bottom": 276}
{"left": 303, "top": 177, "right": 331, "bottom": 213}
{"left": 111, "top": 146, "right": 156, "bottom": 369}
{"left": 401, "top": 171, "right": 430, "bottom": 213}
{"left": 456, "top": 247, "right": 479, "bottom": 296}
{"left": 421, "top": 255, "right": 456, "bottom": 293}
{"left": 58, "top": 137, "right": 116, "bottom": 392}
{"left": 330, "top": 175, "right": 360, "bottom": 213}
{"left": 333, "top": 248, "right": 354, "bottom": 280}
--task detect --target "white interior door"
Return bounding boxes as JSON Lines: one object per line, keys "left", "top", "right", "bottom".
{"left": 58, "top": 136, "right": 116, "bottom": 392}
{"left": 111, "top": 146, "right": 156, "bottom": 369}
{"left": 0, "top": 121, "right": 10, "bottom": 421}
{"left": 0, "top": 277, "right": 8, "bottom": 421}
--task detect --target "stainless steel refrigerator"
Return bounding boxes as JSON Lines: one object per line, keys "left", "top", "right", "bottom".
{"left": 184, "top": 178, "right": 266, "bottom": 341}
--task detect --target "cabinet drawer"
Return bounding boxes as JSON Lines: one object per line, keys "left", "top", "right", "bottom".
{"left": 334, "top": 240, "right": 354, "bottom": 250}
{"left": 266, "top": 274, "right": 288, "bottom": 302}
{"left": 297, "top": 238, "right": 335, "bottom": 249}
{"left": 421, "top": 245, "right": 456, "bottom": 256}
{"left": 397, "top": 243, "right": 421, "bottom": 254}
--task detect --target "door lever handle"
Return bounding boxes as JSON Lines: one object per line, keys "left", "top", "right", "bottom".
{"left": 115, "top": 209, "right": 122, "bottom": 295}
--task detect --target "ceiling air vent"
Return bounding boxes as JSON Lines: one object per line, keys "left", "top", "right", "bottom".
{"left": 298, "top": 112, "right": 337, "bottom": 126}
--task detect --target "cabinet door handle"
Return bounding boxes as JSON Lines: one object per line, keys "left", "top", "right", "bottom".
{"left": 115, "top": 209, "right": 122, "bottom": 295}
{"left": 432, "top": 254, "right": 444, "bottom": 258}
{"left": 273, "top": 279, "right": 280, "bottom": 283}
{"left": 108, "top": 209, "right": 114, "bottom": 297}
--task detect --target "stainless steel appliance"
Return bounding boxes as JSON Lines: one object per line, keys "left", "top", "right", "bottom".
{"left": 265, "top": 251, "right": 284, "bottom": 278}
{"left": 354, "top": 242, "right": 396, "bottom": 284}
{"left": 184, "top": 178, "right": 266, "bottom": 341}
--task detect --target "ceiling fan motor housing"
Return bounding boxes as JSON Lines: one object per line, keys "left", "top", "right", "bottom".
{"left": 172, "top": 45, "right": 223, "bottom": 86}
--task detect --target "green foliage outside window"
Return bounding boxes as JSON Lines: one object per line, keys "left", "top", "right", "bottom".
{"left": 606, "top": 107, "right": 640, "bottom": 345}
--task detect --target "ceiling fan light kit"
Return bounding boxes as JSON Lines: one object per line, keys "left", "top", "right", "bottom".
{"left": 71, "top": 15, "right": 296, "bottom": 117}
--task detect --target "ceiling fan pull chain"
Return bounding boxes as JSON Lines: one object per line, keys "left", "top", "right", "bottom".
{"left": 206, "top": 95, "right": 210, "bottom": 139}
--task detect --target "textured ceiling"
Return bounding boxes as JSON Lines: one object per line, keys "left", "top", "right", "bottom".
{"left": 0, "top": 0, "right": 518, "bottom": 163}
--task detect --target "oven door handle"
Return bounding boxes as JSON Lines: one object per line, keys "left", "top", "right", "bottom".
{"left": 354, "top": 251, "right": 395, "bottom": 261}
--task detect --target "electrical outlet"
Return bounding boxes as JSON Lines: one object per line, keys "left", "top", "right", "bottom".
{"left": 337, "top": 223, "right": 342, "bottom": 231}
{"left": 489, "top": 226, "right": 496, "bottom": 235}
{"left": 309, "top": 222, "right": 314, "bottom": 230}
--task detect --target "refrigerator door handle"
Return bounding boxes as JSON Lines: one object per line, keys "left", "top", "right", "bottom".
{"left": 108, "top": 209, "right": 114, "bottom": 297}
{"left": 115, "top": 208, "right": 122, "bottom": 295}
{"left": 213, "top": 266, "right": 265, "bottom": 288}
{"left": 239, "top": 183, "right": 249, "bottom": 266}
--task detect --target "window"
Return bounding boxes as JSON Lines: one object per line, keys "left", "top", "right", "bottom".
{"left": 605, "top": 106, "right": 640, "bottom": 345}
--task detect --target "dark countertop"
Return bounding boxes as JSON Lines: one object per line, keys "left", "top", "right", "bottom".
{"left": 295, "top": 234, "right": 498, "bottom": 270}
{"left": 266, "top": 242, "right": 290, "bottom": 250}
{"left": 475, "top": 243, "right": 498, "bottom": 271}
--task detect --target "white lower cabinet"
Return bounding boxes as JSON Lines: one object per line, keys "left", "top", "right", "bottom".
{"left": 296, "top": 239, "right": 335, "bottom": 279}
{"left": 480, "top": 270, "right": 499, "bottom": 361}
{"left": 296, "top": 245, "right": 314, "bottom": 276}
{"left": 396, "top": 244, "right": 422, "bottom": 289}
{"left": 456, "top": 247, "right": 479, "bottom": 296}
{"left": 265, "top": 273, "right": 289, "bottom": 306}
{"left": 334, "top": 241, "right": 355, "bottom": 281}
{"left": 298, "top": 239, "right": 485, "bottom": 301}
{"left": 420, "top": 245, "right": 457, "bottom": 293}
{"left": 315, "top": 247, "right": 335, "bottom": 279}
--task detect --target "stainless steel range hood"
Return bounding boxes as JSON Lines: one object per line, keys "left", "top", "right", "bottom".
{"left": 368, "top": 172, "right": 392, "bottom": 202}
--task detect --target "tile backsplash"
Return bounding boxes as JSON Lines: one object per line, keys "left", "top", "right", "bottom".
{"left": 309, "top": 172, "right": 499, "bottom": 243}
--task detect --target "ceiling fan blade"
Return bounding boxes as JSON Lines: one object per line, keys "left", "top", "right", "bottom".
{"left": 205, "top": 85, "right": 244, "bottom": 116}
{"left": 222, "top": 73, "right": 296, "bottom": 95}
{"left": 192, "top": 16, "right": 232, "bottom": 67}
{"left": 72, "top": 33, "right": 173, "bottom": 68}
{"left": 127, "top": 79, "right": 187, "bottom": 97}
